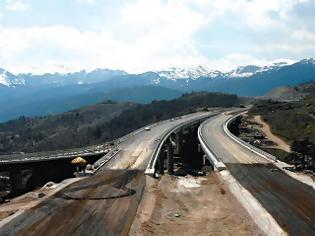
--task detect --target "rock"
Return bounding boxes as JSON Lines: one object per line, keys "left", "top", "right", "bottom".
{"left": 86, "top": 164, "right": 94, "bottom": 170}
{"left": 37, "top": 192, "right": 46, "bottom": 198}
{"left": 167, "top": 212, "right": 181, "bottom": 219}
{"left": 43, "top": 182, "right": 55, "bottom": 188}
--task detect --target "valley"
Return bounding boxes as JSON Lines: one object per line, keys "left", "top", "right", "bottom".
{"left": 1, "top": 1, "right": 315, "bottom": 235}
{"left": 0, "top": 92, "right": 242, "bottom": 155}
{"left": 1, "top": 58, "right": 315, "bottom": 122}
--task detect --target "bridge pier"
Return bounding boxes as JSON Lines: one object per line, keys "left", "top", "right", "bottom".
{"left": 147, "top": 117, "right": 210, "bottom": 177}
{"left": 9, "top": 170, "right": 23, "bottom": 197}
{"left": 202, "top": 155, "right": 206, "bottom": 166}
{"left": 175, "top": 132, "right": 183, "bottom": 155}
{"left": 167, "top": 140, "right": 174, "bottom": 175}
{"left": 156, "top": 152, "right": 165, "bottom": 175}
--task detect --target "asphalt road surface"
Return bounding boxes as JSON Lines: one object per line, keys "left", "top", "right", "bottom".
{"left": 104, "top": 111, "right": 215, "bottom": 170}
{"left": 201, "top": 113, "right": 315, "bottom": 235}
{"left": 0, "top": 111, "right": 213, "bottom": 236}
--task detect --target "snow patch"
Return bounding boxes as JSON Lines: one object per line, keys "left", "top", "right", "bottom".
{"left": 0, "top": 70, "right": 10, "bottom": 86}
{"left": 156, "top": 66, "right": 223, "bottom": 80}
{"left": 299, "top": 58, "right": 315, "bottom": 65}
{"left": 228, "top": 71, "right": 255, "bottom": 78}
{"left": 0, "top": 69, "right": 25, "bottom": 87}
{"left": 153, "top": 78, "right": 160, "bottom": 84}
{"left": 156, "top": 59, "right": 297, "bottom": 80}
{"left": 227, "top": 60, "right": 296, "bottom": 78}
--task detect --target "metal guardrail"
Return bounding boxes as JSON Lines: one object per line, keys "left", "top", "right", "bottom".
{"left": 115, "top": 113, "right": 193, "bottom": 145}
{"left": 0, "top": 149, "right": 109, "bottom": 164}
{"left": 0, "top": 113, "right": 212, "bottom": 166}
{"left": 223, "top": 112, "right": 277, "bottom": 162}
{"left": 0, "top": 116, "right": 175, "bottom": 164}
{"left": 145, "top": 113, "right": 215, "bottom": 175}
{"left": 93, "top": 148, "right": 121, "bottom": 172}
{"left": 198, "top": 117, "right": 226, "bottom": 171}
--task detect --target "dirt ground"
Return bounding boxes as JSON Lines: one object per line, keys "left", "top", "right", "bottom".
{"left": 130, "top": 173, "right": 264, "bottom": 236}
{"left": 253, "top": 115, "right": 291, "bottom": 153}
{"left": 0, "top": 178, "right": 82, "bottom": 223}
{"left": 0, "top": 170, "right": 146, "bottom": 236}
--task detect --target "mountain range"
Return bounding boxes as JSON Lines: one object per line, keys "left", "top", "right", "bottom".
{"left": 0, "top": 58, "right": 315, "bottom": 122}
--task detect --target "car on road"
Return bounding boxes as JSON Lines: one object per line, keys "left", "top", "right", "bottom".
{"left": 144, "top": 127, "right": 151, "bottom": 131}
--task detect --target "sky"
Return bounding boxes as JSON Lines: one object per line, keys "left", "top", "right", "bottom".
{"left": 0, "top": 0, "right": 314, "bottom": 74}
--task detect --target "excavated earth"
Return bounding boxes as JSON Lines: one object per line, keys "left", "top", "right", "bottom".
{"left": 130, "top": 173, "right": 264, "bottom": 236}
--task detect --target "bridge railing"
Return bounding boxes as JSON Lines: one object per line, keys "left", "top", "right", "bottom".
{"left": 198, "top": 118, "right": 226, "bottom": 171}
{"left": 223, "top": 112, "right": 277, "bottom": 162}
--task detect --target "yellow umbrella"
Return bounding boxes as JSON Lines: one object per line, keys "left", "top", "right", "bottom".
{"left": 71, "top": 157, "right": 87, "bottom": 165}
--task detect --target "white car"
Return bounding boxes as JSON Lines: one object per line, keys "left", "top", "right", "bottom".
{"left": 144, "top": 127, "right": 151, "bottom": 131}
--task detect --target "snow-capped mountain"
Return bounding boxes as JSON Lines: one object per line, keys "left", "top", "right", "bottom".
{"left": 147, "top": 58, "right": 315, "bottom": 94}
{"left": 15, "top": 68, "right": 127, "bottom": 87}
{"left": 0, "top": 68, "right": 25, "bottom": 87}
{"left": 0, "top": 58, "right": 315, "bottom": 122}
{"left": 0, "top": 58, "right": 312, "bottom": 88}
{"left": 299, "top": 58, "right": 315, "bottom": 65}
{"left": 155, "top": 60, "right": 297, "bottom": 80}
{"left": 227, "top": 65, "right": 262, "bottom": 78}
{"left": 227, "top": 60, "right": 296, "bottom": 78}
{"left": 156, "top": 66, "right": 225, "bottom": 80}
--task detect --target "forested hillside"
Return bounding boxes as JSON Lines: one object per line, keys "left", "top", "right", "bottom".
{"left": 249, "top": 95, "right": 315, "bottom": 171}
{"left": 0, "top": 101, "right": 134, "bottom": 154}
{"left": 0, "top": 92, "right": 241, "bottom": 155}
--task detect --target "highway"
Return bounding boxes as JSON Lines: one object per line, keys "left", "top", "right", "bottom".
{"left": 200, "top": 113, "right": 315, "bottom": 235}
{"left": 106, "top": 111, "right": 214, "bottom": 170}
{"left": 0, "top": 144, "right": 110, "bottom": 164}
{"left": 0, "top": 111, "right": 213, "bottom": 235}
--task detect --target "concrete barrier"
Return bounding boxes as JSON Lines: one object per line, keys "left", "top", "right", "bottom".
{"left": 198, "top": 121, "right": 226, "bottom": 171}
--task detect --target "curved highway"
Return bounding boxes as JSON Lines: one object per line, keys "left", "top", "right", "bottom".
{"left": 200, "top": 113, "right": 315, "bottom": 235}
{"left": 0, "top": 111, "right": 215, "bottom": 236}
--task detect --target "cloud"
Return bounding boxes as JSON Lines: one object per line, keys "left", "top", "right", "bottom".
{"left": 0, "top": 0, "right": 210, "bottom": 73}
{"left": 76, "top": 0, "right": 95, "bottom": 5}
{"left": 0, "top": 0, "right": 314, "bottom": 73}
{"left": 206, "top": 53, "right": 270, "bottom": 71}
{"left": 0, "top": 23, "right": 211, "bottom": 73}
{"left": 6, "top": 0, "right": 29, "bottom": 11}
{"left": 120, "top": 0, "right": 206, "bottom": 34}
{"left": 179, "top": 0, "right": 300, "bottom": 29}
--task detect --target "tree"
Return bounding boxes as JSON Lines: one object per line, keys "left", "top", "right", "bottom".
{"left": 291, "top": 138, "right": 314, "bottom": 170}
